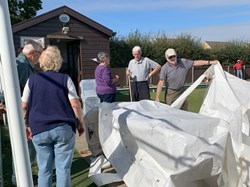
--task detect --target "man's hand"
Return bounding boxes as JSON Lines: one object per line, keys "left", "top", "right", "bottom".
{"left": 0, "top": 103, "right": 6, "bottom": 114}
{"left": 155, "top": 98, "right": 160, "bottom": 102}
{"left": 210, "top": 60, "right": 218, "bottom": 65}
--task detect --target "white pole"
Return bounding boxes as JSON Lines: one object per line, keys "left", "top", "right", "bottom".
{"left": 0, "top": 59, "right": 4, "bottom": 187}
{"left": 0, "top": 1, "right": 33, "bottom": 186}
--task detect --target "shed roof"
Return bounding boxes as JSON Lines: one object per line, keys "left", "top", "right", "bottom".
{"left": 12, "top": 5, "right": 115, "bottom": 37}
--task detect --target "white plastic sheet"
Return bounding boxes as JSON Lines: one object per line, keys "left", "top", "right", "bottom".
{"left": 87, "top": 63, "right": 250, "bottom": 187}
{"left": 79, "top": 79, "right": 100, "bottom": 114}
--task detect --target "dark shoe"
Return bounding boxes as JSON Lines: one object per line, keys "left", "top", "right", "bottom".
{"left": 32, "top": 175, "right": 38, "bottom": 185}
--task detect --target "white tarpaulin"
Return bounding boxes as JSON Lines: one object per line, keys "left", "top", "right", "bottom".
{"left": 86, "top": 63, "right": 250, "bottom": 187}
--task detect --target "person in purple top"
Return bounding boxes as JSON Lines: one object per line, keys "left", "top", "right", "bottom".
{"left": 95, "top": 52, "right": 119, "bottom": 103}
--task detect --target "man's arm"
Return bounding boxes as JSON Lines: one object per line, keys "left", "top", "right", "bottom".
{"left": 155, "top": 79, "right": 164, "bottom": 102}
{"left": 193, "top": 60, "right": 217, "bottom": 66}
{"left": 149, "top": 64, "right": 161, "bottom": 78}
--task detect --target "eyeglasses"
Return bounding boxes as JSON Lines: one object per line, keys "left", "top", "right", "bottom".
{"left": 34, "top": 50, "right": 42, "bottom": 54}
{"left": 168, "top": 55, "right": 176, "bottom": 59}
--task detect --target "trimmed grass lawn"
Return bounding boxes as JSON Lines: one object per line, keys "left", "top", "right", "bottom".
{"left": 1, "top": 86, "right": 207, "bottom": 186}
{"left": 116, "top": 86, "right": 207, "bottom": 113}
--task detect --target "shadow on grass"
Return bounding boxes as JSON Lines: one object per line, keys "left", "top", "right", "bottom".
{"left": 70, "top": 152, "right": 97, "bottom": 187}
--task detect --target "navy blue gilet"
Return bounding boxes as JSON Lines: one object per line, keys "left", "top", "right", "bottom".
{"left": 28, "top": 71, "right": 76, "bottom": 136}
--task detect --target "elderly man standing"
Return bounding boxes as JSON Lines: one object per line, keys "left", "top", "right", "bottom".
{"left": 155, "top": 48, "right": 217, "bottom": 111}
{"left": 16, "top": 40, "right": 43, "bottom": 92}
{"left": 127, "top": 46, "right": 161, "bottom": 101}
{"left": 12, "top": 40, "right": 43, "bottom": 185}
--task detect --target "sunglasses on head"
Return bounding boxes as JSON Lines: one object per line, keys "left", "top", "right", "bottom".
{"left": 168, "top": 55, "right": 176, "bottom": 59}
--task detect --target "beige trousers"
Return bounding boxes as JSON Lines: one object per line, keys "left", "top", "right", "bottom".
{"left": 165, "top": 87, "right": 188, "bottom": 111}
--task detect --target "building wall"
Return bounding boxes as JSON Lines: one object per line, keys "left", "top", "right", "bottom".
{"left": 13, "top": 16, "right": 110, "bottom": 81}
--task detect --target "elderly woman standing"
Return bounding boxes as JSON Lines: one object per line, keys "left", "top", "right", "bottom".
{"left": 95, "top": 52, "right": 119, "bottom": 103}
{"left": 21, "top": 46, "right": 85, "bottom": 187}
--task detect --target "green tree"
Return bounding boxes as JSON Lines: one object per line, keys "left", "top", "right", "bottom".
{"left": 151, "top": 34, "right": 175, "bottom": 65}
{"left": 173, "top": 34, "right": 206, "bottom": 60}
{"left": 110, "top": 30, "right": 250, "bottom": 68}
{"left": 8, "top": 0, "right": 42, "bottom": 25}
{"left": 126, "top": 30, "right": 154, "bottom": 59}
{"left": 110, "top": 36, "right": 131, "bottom": 68}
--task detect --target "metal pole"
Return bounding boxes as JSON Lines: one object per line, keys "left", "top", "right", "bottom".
{"left": 0, "top": 1, "right": 33, "bottom": 187}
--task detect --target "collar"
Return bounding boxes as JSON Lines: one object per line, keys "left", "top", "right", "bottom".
{"left": 167, "top": 61, "right": 178, "bottom": 68}
{"left": 18, "top": 53, "right": 35, "bottom": 69}
{"left": 134, "top": 57, "right": 144, "bottom": 64}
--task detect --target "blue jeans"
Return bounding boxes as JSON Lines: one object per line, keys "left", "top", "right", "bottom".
{"left": 97, "top": 93, "right": 116, "bottom": 103}
{"left": 236, "top": 69, "right": 243, "bottom": 79}
{"left": 32, "top": 124, "right": 76, "bottom": 187}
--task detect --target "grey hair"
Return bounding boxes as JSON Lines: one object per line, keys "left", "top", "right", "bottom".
{"left": 97, "top": 52, "right": 109, "bottom": 63}
{"left": 22, "top": 40, "right": 43, "bottom": 54}
{"left": 132, "top": 46, "right": 142, "bottom": 53}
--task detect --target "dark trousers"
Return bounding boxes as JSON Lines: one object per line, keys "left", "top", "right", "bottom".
{"left": 97, "top": 93, "right": 116, "bottom": 103}
{"left": 130, "top": 81, "right": 150, "bottom": 101}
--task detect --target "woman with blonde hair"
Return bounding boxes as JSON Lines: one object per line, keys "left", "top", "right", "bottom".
{"left": 21, "top": 46, "right": 85, "bottom": 187}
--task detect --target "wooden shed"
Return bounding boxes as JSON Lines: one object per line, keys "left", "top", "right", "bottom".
{"left": 12, "top": 5, "right": 115, "bottom": 92}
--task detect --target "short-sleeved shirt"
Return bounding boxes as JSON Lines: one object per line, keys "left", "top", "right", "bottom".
{"left": 159, "top": 58, "right": 193, "bottom": 89}
{"left": 128, "top": 57, "right": 159, "bottom": 82}
{"left": 233, "top": 62, "right": 243, "bottom": 70}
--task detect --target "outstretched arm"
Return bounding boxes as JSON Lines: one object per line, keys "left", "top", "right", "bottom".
{"left": 193, "top": 60, "right": 217, "bottom": 66}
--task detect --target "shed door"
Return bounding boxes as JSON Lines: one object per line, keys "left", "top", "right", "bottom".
{"left": 67, "top": 41, "right": 80, "bottom": 91}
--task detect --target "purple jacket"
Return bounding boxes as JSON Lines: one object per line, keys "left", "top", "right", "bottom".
{"left": 95, "top": 65, "right": 116, "bottom": 94}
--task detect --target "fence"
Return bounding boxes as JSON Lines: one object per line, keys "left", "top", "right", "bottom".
{"left": 110, "top": 65, "right": 250, "bottom": 88}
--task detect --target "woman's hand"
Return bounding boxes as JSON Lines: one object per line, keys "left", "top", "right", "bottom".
{"left": 26, "top": 127, "right": 32, "bottom": 140}
{"left": 76, "top": 117, "right": 85, "bottom": 136}
{"left": 112, "top": 75, "right": 119, "bottom": 83}
{"left": 77, "top": 124, "right": 84, "bottom": 136}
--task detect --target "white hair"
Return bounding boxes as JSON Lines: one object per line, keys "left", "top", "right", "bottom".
{"left": 97, "top": 52, "right": 109, "bottom": 63}
{"left": 22, "top": 40, "right": 43, "bottom": 54}
{"left": 132, "top": 46, "right": 142, "bottom": 53}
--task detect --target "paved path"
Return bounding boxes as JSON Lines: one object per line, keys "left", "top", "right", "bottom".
{"left": 74, "top": 133, "right": 127, "bottom": 187}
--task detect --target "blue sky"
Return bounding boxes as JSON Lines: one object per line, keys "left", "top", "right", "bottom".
{"left": 38, "top": 0, "right": 250, "bottom": 42}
